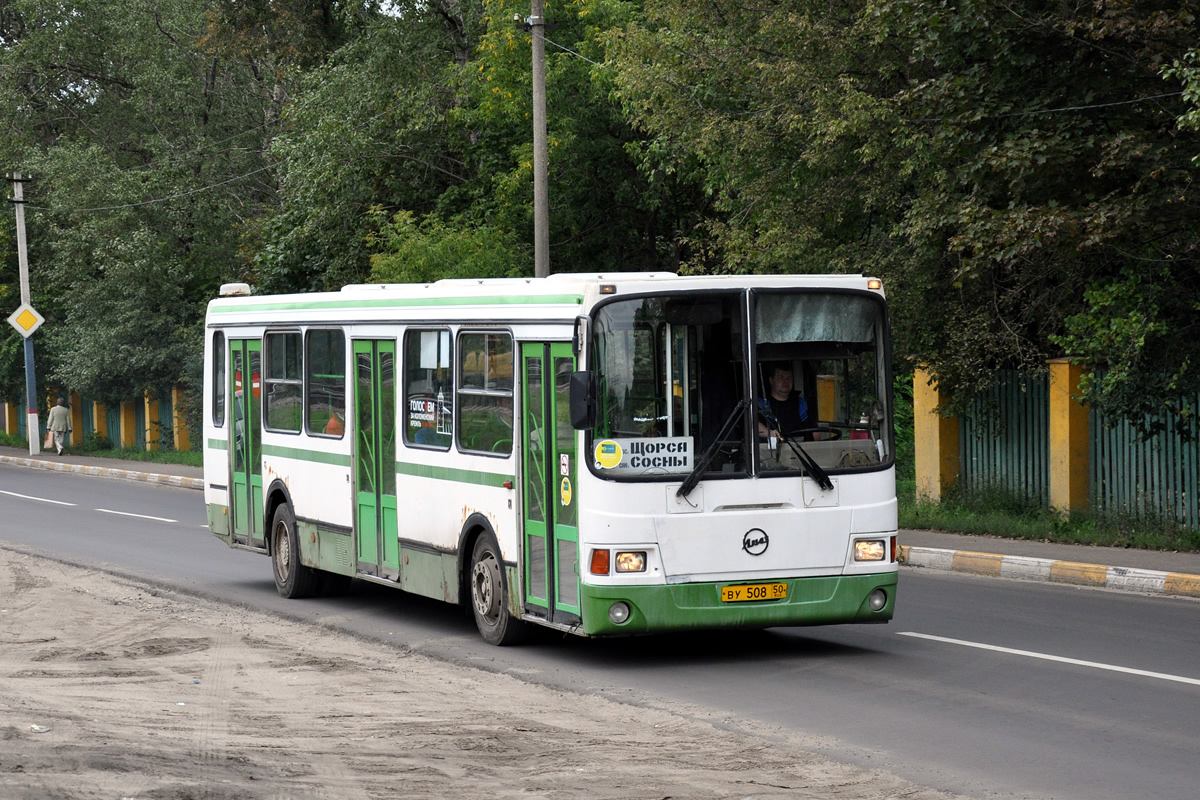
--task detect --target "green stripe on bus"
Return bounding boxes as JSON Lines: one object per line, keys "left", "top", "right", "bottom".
{"left": 206, "top": 442, "right": 507, "bottom": 484}
{"left": 395, "top": 461, "right": 513, "bottom": 488}
{"left": 262, "top": 443, "right": 354, "bottom": 467}
{"left": 210, "top": 294, "right": 584, "bottom": 313}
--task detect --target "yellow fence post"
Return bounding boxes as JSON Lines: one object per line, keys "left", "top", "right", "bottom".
{"left": 914, "top": 366, "right": 959, "bottom": 502}
{"left": 172, "top": 387, "right": 190, "bottom": 451}
{"left": 93, "top": 402, "right": 107, "bottom": 443}
{"left": 1048, "top": 358, "right": 1089, "bottom": 517}
{"left": 120, "top": 400, "right": 137, "bottom": 448}
{"left": 2, "top": 402, "right": 16, "bottom": 435}
{"left": 69, "top": 392, "right": 84, "bottom": 447}
{"left": 144, "top": 390, "right": 160, "bottom": 452}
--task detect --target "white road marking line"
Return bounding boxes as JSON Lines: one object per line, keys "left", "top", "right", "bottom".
{"left": 899, "top": 631, "right": 1200, "bottom": 687}
{"left": 95, "top": 508, "right": 178, "bottom": 523}
{"left": 0, "top": 489, "right": 76, "bottom": 506}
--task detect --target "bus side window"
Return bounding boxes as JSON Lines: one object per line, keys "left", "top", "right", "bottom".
{"left": 306, "top": 329, "right": 346, "bottom": 437}
{"left": 404, "top": 329, "right": 452, "bottom": 450}
{"left": 264, "top": 331, "right": 303, "bottom": 432}
{"left": 457, "top": 332, "right": 513, "bottom": 456}
{"left": 213, "top": 331, "right": 225, "bottom": 427}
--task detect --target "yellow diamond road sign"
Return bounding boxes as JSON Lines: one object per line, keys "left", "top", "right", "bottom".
{"left": 7, "top": 303, "right": 45, "bottom": 338}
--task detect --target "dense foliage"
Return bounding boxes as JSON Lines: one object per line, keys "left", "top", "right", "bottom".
{"left": 1, "top": 0, "right": 1198, "bottom": 438}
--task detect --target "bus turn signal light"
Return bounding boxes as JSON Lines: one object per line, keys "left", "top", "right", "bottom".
{"left": 590, "top": 549, "right": 610, "bottom": 575}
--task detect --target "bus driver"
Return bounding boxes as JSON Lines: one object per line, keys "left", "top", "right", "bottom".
{"left": 756, "top": 362, "right": 811, "bottom": 441}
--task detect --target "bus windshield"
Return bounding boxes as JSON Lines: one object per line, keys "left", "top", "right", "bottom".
{"left": 589, "top": 289, "right": 891, "bottom": 481}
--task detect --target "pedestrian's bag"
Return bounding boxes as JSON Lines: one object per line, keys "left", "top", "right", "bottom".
{"left": 43, "top": 430, "right": 53, "bottom": 448}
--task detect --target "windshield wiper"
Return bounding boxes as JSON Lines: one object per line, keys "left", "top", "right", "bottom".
{"left": 756, "top": 405, "right": 835, "bottom": 492}
{"left": 676, "top": 398, "right": 747, "bottom": 499}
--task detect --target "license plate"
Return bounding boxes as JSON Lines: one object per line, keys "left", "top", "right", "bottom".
{"left": 720, "top": 582, "right": 788, "bottom": 603}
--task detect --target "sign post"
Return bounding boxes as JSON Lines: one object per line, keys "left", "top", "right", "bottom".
{"left": 7, "top": 172, "right": 40, "bottom": 455}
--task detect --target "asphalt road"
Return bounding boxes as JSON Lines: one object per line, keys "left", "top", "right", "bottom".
{"left": 2, "top": 462, "right": 1198, "bottom": 800}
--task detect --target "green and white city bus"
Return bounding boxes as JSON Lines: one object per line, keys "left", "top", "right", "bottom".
{"left": 203, "top": 273, "right": 898, "bottom": 644}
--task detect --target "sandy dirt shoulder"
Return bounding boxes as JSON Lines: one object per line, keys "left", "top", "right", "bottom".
{"left": 0, "top": 545, "right": 961, "bottom": 799}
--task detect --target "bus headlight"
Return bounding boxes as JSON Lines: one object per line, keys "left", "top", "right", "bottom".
{"left": 615, "top": 551, "right": 647, "bottom": 573}
{"left": 854, "top": 540, "right": 886, "bottom": 561}
{"left": 609, "top": 602, "right": 631, "bottom": 624}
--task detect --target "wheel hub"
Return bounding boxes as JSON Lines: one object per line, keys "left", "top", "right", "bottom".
{"left": 472, "top": 559, "right": 497, "bottom": 619}
{"left": 275, "top": 524, "right": 291, "bottom": 572}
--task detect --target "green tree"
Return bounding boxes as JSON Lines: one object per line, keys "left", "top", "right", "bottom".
{"left": 609, "top": 0, "right": 1200, "bottom": 437}
{"left": 0, "top": 3, "right": 258, "bottom": 407}
{"left": 252, "top": 2, "right": 479, "bottom": 293}
{"left": 262, "top": 0, "right": 711, "bottom": 292}
{"left": 461, "top": 0, "right": 707, "bottom": 273}
{"left": 0, "top": 0, "right": 347, "bottom": 406}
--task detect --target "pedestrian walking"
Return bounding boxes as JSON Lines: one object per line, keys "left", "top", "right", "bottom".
{"left": 46, "top": 397, "right": 71, "bottom": 456}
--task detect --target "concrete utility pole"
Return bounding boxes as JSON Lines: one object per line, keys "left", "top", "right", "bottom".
{"left": 530, "top": 0, "right": 550, "bottom": 278}
{"left": 6, "top": 172, "right": 40, "bottom": 455}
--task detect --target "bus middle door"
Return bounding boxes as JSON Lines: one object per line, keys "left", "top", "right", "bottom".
{"left": 353, "top": 339, "right": 399, "bottom": 580}
{"left": 520, "top": 342, "right": 581, "bottom": 625}
{"left": 229, "top": 338, "right": 265, "bottom": 550}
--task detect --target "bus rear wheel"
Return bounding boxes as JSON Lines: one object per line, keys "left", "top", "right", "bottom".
{"left": 271, "top": 504, "right": 320, "bottom": 599}
{"left": 469, "top": 534, "right": 526, "bottom": 646}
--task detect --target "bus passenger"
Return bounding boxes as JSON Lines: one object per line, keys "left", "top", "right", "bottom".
{"left": 324, "top": 412, "right": 344, "bottom": 436}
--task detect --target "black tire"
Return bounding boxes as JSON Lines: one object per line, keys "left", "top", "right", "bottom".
{"left": 271, "top": 504, "right": 320, "bottom": 599}
{"left": 469, "top": 534, "right": 527, "bottom": 646}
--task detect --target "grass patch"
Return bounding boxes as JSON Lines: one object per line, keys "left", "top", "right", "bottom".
{"left": 0, "top": 431, "right": 26, "bottom": 448}
{"left": 79, "top": 446, "right": 202, "bottom": 467}
{"left": 1, "top": 430, "right": 200, "bottom": 467}
{"left": 899, "top": 479, "right": 1200, "bottom": 553}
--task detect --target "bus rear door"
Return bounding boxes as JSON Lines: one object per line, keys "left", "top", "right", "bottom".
{"left": 353, "top": 339, "right": 400, "bottom": 579}
{"left": 228, "top": 338, "right": 265, "bottom": 549}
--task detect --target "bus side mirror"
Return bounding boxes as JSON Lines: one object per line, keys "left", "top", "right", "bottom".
{"left": 569, "top": 371, "right": 597, "bottom": 430}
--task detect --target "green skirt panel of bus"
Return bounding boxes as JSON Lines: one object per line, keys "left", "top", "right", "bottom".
{"left": 578, "top": 572, "right": 896, "bottom": 636}
{"left": 207, "top": 504, "right": 230, "bottom": 540}
{"left": 301, "top": 520, "right": 356, "bottom": 577}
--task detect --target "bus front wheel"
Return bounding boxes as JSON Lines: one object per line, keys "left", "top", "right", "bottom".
{"left": 271, "top": 504, "right": 320, "bottom": 599}
{"left": 469, "top": 534, "right": 526, "bottom": 646}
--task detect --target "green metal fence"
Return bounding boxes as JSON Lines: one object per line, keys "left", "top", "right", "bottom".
{"left": 1090, "top": 401, "right": 1200, "bottom": 530}
{"left": 10, "top": 390, "right": 173, "bottom": 450}
{"left": 958, "top": 371, "right": 1050, "bottom": 504}
{"left": 958, "top": 370, "right": 1199, "bottom": 529}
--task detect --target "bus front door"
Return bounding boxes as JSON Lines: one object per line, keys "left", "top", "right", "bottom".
{"left": 353, "top": 340, "right": 399, "bottom": 580}
{"left": 229, "top": 338, "right": 265, "bottom": 550}
{"left": 520, "top": 342, "right": 581, "bottom": 625}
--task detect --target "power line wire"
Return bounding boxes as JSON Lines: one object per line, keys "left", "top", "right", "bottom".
{"left": 996, "top": 91, "right": 1183, "bottom": 117}
{"left": 544, "top": 35, "right": 602, "bottom": 67}
{"left": 20, "top": 165, "right": 275, "bottom": 213}
{"left": 920, "top": 91, "right": 1185, "bottom": 123}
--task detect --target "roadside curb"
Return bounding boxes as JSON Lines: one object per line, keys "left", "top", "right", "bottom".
{"left": 0, "top": 455, "right": 203, "bottom": 491}
{"left": 898, "top": 544, "right": 1200, "bottom": 600}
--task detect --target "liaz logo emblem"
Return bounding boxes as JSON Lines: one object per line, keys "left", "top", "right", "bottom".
{"left": 742, "top": 528, "right": 768, "bottom": 556}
